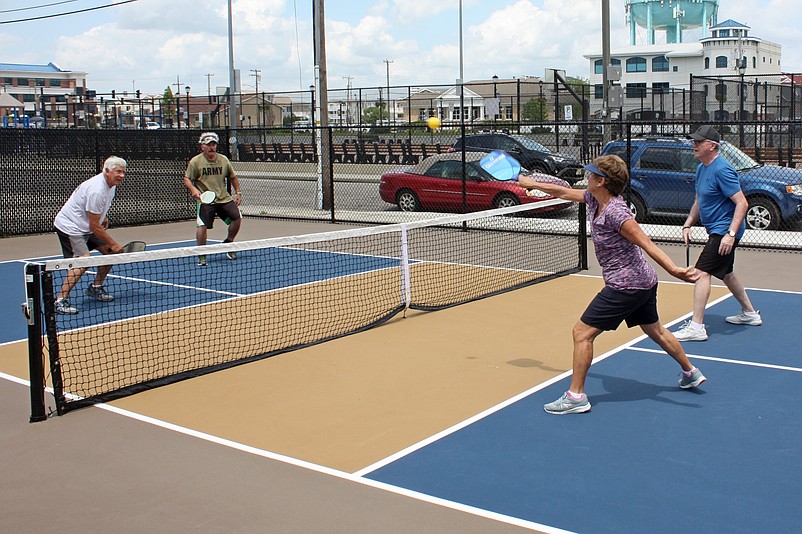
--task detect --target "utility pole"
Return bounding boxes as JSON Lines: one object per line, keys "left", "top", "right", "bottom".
{"left": 383, "top": 59, "right": 393, "bottom": 124}
{"left": 343, "top": 75, "right": 353, "bottom": 124}
{"left": 172, "top": 75, "right": 182, "bottom": 128}
{"left": 313, "top": 0, "right": 331, "bottom": 210}
{"left": 172, "top": 75, "right": 182, "bottom": 95}
{"left": 250, "top": 69, "right": 261, "bottom": 128}
{"left": 250, "top": 69, "right": 261, "bottom": 94}
{"left": 227, "top": 0, "right": 239, "bottom": 158}
{"left": 206, "top": 73, "right": 214, "bottom": 102}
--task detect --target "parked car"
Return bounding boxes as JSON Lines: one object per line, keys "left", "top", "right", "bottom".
{"left": 602, "top": 137, "right": 802, "bottom": 230}
{"left": 450, "top": 132, "right": 583, "bottom": 184}
{"left": 379, "top": 152, "right": 572, "bottom": 214}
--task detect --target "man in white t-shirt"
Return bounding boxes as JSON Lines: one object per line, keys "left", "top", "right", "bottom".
{"left": 53, "top": 156, "right": 127, "bottom": 314}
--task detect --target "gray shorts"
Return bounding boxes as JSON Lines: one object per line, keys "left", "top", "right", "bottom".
{"left": 55, "top": 228, "right": 107, "bottom": 258}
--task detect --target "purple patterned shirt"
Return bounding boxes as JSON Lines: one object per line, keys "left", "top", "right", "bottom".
{"left": 585, "top": 191, "right": 657, "bottom": 290}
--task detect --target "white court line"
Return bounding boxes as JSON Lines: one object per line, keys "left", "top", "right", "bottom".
{"left": 0, "top": 371, "right": 574, "bottom": 534}
{"left": 630, "top": 347, "right": 802, "bottom": 374}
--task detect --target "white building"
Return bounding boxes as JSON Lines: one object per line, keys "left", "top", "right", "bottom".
{"left": 584, "top": 18, "right": 782, "bottom": 118}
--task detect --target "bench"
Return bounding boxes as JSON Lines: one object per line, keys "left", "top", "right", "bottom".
{"left": 288, "top": 143, "right": 316, "bottom": 163}
{"left": 741, "top": 146, "right": 802, "bottom": 167}
{"left": 399, "top": 142, "right": 445, "bottom": 164}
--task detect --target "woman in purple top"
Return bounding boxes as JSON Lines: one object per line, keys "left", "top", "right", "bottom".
{"left": 517, "top": 155, "right": 705, "bottom": 414}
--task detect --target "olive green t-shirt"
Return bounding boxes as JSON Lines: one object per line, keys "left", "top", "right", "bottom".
{"left": 185, "top": 153, "right": 235, "bottom": 203}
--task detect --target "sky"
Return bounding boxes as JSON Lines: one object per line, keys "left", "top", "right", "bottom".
{"left": 1, "top": 0, "right": 800, "bottom": 98}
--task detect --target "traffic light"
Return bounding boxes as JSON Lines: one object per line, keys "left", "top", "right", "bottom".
{"left": 136, "top": 90, "right": 140, "bottom": 98}
{"left": 111, "top": 90, "right": 115, "bottom": 98}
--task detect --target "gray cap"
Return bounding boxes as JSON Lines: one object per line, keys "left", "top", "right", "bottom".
{"left": 689, "top": 125, "right": 720, "bottom": 143}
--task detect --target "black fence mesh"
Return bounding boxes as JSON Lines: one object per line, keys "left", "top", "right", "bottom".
{"left": 2, "top": 120, "right": 801, "bottom": 250}
{"left": 0, "top": 128, "right": 228, "bottom": 235}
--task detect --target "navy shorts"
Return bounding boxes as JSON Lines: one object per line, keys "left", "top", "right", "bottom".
{"left": 695, "top": 233, "right": 737, "bottom": 280}
{"left": 581, "top": 284, "right": 660, "bottom": 331}
{"left": 198, "top": 200, "right": 241, "bottom": 229}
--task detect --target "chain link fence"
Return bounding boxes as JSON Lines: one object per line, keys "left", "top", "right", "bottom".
{"left": 2, "top": 120, "right": 800, "bottom": 251}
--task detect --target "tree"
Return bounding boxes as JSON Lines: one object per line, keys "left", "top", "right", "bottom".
{"left": 161, "top": 87, "right": 175, "bottom": 121}
{"left": 361, "top": 102, "right": 386, "bottom": 125}
{"left": 522, "top": 98, "right": 548, "bottom": 121}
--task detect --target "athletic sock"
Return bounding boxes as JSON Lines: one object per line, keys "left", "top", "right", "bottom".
{"left": 567, "top": 390, "right": 585, "bottom": 400}
{"left": 682, "top": 367, "right": 696, "bottom": 377}
{"left": 690, "top": 321, "right": 705, "bottom": 330}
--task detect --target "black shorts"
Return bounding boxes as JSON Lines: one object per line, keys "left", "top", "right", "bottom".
{"left": 198, "top": 200, "right": 241, "bottom": 229}
{"left": 55, "top": 228, "right": 107, "bottom": 258}
{"left": 581, "top": 284, "right": 660, "bottom": 331}
{"left": 695, "top": 233, "right": 737, "bottom": 280}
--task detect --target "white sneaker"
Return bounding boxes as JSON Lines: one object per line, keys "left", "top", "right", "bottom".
{"left": 674, "top": 321, "right": 708, "bottom": 341}
{"left": 726, "top": 310, "right": 762, "bottom": 326}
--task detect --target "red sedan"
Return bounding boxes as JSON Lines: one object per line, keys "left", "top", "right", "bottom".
{"left": 379, "top": 152, "right": 572, "bottom": 213}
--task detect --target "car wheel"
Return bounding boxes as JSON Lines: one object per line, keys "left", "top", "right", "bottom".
{"left": 626, "top": 193, "right": 647, "bottom": 222}
{"left": 397, "top": 189, "right": 420, "bottom": 212}
{"left": 746, "top": 197, "right": 780, "bottom": 230}
{"left": 529, "top": 162, "right": 552, "bottom": 175}
{"left": 494, "top": 193, "right": 520, "bottom": 208}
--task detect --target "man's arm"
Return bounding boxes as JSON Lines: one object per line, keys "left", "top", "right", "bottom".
{"left": 88, "top": 212, "right": 123, "bottom": 253}
{"left": 718, "top": 190, "right": 749, "bottom": 255}
{"left": 182, "top": 175, "right": 201, "bottom": 201}
{"left": 682, "top": 196, "right": 701, "bottom": 243}
{"left": 228, "top": 171, "right": 242, "bottom": 206}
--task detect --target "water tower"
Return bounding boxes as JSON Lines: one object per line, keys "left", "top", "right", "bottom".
{"left": 626, "top": 0, "right": 718, "bottom": 44}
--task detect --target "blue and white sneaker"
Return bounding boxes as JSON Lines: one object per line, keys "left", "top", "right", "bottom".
{"left": 679, "top": 368, "right": 707, "bottom": 389}
{"left": 544, "top": 392, "right": 591, "bottom": 415}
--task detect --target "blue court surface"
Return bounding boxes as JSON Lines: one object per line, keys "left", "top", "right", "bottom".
{"left": 6, "top": 239, "right": 401, "bottom": 337}
{"left": 362, "top": 289, "right": 802, "bottom": 533}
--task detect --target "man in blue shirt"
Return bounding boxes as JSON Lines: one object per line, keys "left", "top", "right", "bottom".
{"left": 675, "top": 125, "right": 762, "bottom": 342}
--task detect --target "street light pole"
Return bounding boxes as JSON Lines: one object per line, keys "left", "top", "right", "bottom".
{"left": 492, "top": 74, "right": 498, "bottom": 126}
{"left": 384, "top": 59, "right": 393, "bottom": 125}
{"left": 185, "top": 86, "right": 191, "bottom": 128}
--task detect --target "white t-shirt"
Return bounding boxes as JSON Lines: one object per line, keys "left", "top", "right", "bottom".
{"left": 54, "top": 173, "right": 116, "bottom": 235}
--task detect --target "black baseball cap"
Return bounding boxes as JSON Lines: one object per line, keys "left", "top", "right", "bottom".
{"left": 689, "top": 125, "right": 720, "bottom": 143}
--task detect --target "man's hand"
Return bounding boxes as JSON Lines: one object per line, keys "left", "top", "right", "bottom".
{"left": 719, "top": 234, "right": 735, "bottom": 255}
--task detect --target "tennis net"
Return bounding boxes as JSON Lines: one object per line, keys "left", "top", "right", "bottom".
{"left": 25, "top": 200, "right": 586, "bottom": 419}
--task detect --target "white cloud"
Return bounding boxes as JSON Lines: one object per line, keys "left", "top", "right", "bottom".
{"left": 5, "top": 0, "right": 801, "bottom": 97}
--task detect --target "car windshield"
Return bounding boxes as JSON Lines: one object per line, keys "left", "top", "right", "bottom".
{"left": 719, "top": 141, "right": 760, "bottom": 171}
{"left": 514, "top": 136, "right": 552, "bottom": 153}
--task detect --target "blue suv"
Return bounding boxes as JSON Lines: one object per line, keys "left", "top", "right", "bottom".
{"left": 602, "top": 137, "right": 802, "bottom": 230}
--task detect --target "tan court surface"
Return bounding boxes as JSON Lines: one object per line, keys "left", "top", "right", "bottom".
{"left": 1, "top": 218, "right": 799, "bottom": 533}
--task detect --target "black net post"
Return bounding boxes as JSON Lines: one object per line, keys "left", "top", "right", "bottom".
{"left": 40, "top": 270, "right": 66, "bottom": 415}
{"left": 24, "top": 263, "right": 47, "bottom": 423}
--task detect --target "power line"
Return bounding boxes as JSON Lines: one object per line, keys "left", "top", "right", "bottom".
{"left": 1, "top": 0, "right": 80, "bottom": 15}
{"left": 0, "top": 0, "right": 139, "bottom": 24}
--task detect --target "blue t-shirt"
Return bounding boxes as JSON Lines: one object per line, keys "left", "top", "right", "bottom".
{"left": 695, "top": 155, "right": 744, "bottom": 238}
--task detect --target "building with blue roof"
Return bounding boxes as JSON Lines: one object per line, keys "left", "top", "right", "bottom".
{"left": 0, "top": 62, "right": 90, "bottom": 126}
